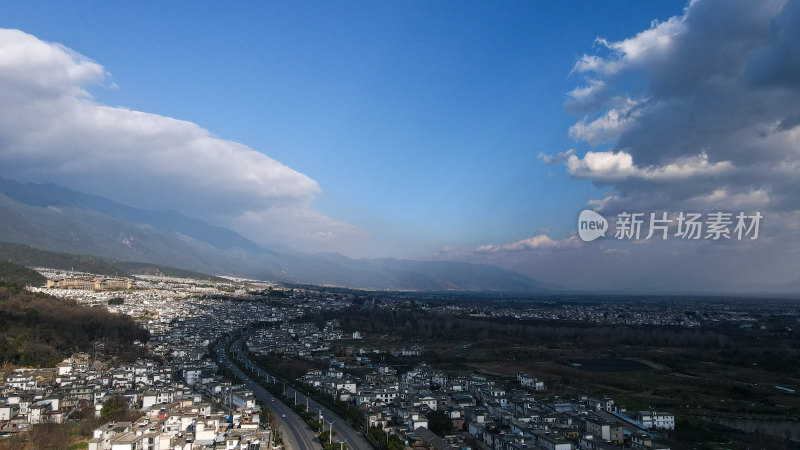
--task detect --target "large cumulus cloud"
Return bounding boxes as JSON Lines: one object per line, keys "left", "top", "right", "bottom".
{"left": 509, "top": 0, "right": 800, "bottom": 291}
{"left": 0, "top": 29, "right": 364, "bottom": 251}
{"left": 545, "top": 0, "right": 800, "bottom": 218}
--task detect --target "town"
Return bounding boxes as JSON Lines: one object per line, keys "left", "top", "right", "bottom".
{"left": 1, "top": 268, "right": 798, "bottom": 449}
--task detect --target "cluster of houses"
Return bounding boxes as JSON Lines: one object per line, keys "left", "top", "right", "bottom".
{"left": 0, "top": 353, "right": 270, "bottom": 449}
{"left": 247, "top": 320, "right": 343, "bottom": 358}
{"left": 86, "top": 399, "right": 268, "bottom": 450}
{"left": 239, "top": 312, "right": 678, "bottom": 449}
{"left": 33, "top": 270, "right": 357, "bottom": 369}
{"left": 302, "top": 363, "right": 675, "bottom": 450}
{"left": 20, "top": 269, "right": 688, "bottom": 449}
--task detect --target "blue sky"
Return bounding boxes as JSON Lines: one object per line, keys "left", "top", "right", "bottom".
{"left": 0, "top": 0, "right": 685, "bottom": 254}
{"left": 1, "top": 0, "right": 797, "bottom": 291}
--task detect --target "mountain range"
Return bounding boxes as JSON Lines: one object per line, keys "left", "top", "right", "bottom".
{"left": 0, "top": 177, "right": 548, "bottom": 291}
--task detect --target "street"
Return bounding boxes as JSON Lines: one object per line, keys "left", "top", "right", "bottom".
{"left": 216, "top": 337, "right": 322, "bottom": 450}
{"left": 226, "top": 335, "right": 373, "bottom": 450}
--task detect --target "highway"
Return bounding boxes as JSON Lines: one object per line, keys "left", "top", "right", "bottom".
{"left": 228, "top": 336, "right": 373, "bottom": 450}
{"left": 215, "top": 336, "right": 322, "bottom": 450}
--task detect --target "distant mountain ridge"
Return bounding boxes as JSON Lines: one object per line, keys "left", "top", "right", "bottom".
{"left": 0, "top": 242, "right": 222, "bottom": 281}
{"left": 0, "top": 177, "right": 549, "bottom": 292}
{"left": 0, "top": 178, "right": 268, "bottom": 254}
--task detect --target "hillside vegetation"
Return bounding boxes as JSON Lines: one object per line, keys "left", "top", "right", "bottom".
{"left": 0, "top": 241, "right": 121, "bottom": 275}
{"left": 0, "top": 284, "right": 149, "bottom": 366}
{"left": 0, "top": 261, "right": 46, "bottom": 287}
{"left": 0, "top": 241, "right": 220, "bottom": 280}
{"left": 114, "top": 261, "right": 225, "bottom": 281}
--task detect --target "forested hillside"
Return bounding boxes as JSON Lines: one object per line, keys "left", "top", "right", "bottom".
{"left": 0, "top": 241, "right": 121, "bottom": 275}
{"left": 0, "top": 241, "right": 220, "bottom": 280}
{"left": 0, "top": 261, "right": 46, "bottom": 287}
{"left": 0, "top": 285, "right": 148, "bottom": 366}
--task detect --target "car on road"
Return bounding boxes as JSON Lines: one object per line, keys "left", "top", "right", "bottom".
{"left": 281, "top": 414, "right": 286, "bottom": 418}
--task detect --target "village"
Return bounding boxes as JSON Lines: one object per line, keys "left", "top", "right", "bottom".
{"left": 244, "top": 313, "right": 676, "bottom": 450}
{"left": 1, "top": 352, "right": 269, "bottom": 449}
{"left": 0, "top": 268, "right": 720, "bottom": 450}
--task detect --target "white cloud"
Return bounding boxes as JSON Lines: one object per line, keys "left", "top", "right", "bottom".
{"left": 569, "top": 14, "right": 685, "bottom": 79}
{"left": 556, "top": 0, "right": 800, "bottom": 219}
{"left": 586, "top": 194, "right": 620, "bottom": 211}
{"left": 596, "top": 17, "right": 686, "bottom": 70}
{"left": 538, "top": 149, "right": 574, "bottom": 165}
{"left": 689, "top": 188, "right": 770, "bottom": 210}
{"left": 570, "top": 14, "right": 687, "bottom": 79}
{"left": 0, "top": 29, "right": 105, "bottom": 97}
{"left": 0, "top": 28, "right": 359, "bottom": 251}
{"left": 565, "top": 151, "right": 636, "bottom": 180}
{"left": 572, "top": 55, "right": 611, "bottom": 76}
{"left": 568, "top": 97, "right": 639, "bottom": 145}
{"left": 567, "top": 80, "right": 605, "bottom": 102}
{"left": 565, "top": 79, "right": 609, "bottom": 113}
{"left": 563, "top": 150, "right": 733, "bottom": 182}
{"left": 228, "top": 206, "right": 367, "bottom": 252}
{"left": 476, "top": 234, "right": 582, "bottom": 253}
{"left": 466, "top": 0, "right": 800, "bottom": 291}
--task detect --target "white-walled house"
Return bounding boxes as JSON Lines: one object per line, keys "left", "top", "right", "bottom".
{"left": 638, "top": 411, "right": 675, "bottom": 430}
{"left": 517, "top": 373, "right": 546, "bottom": 391}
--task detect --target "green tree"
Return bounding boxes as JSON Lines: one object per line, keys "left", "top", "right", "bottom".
{"left": 426, "top": 410, "right": 453, "bottom": 436}
{"left": 387, "top": 434, "right": 404, "bottom": 450}
{"left": 100, "top": 395, "right": 129, "bottom": 422}
{"left": 0, "top": 286, "right": 148, "bottom": 367}
{"left": 0, "top": 261, "right": 46, "bottom": 287}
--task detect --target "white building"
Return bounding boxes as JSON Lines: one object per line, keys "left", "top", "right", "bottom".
{"left": 0, "top": 404, "right": 18, "bottom": 421}
{"left": 182, "top": 368, "right": 202, "bottom": 386}
{"left": 517, "top": 373, "right": 546, "bottom": 391}
{"left": 407, "top": 413, "right": 428, "bottom": 431}
{"left": 232, "top": 390, "right": 257, "bottom": 409}
{"left": 537, "top": 433, "right": 573, "bottom": 450}
{"left": 638, "top": 411, "right": 675, "bottom": 430}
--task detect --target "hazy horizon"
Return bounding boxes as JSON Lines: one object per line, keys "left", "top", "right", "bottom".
{"left": 1, "top": 0, "right": 798, "bottom": 292}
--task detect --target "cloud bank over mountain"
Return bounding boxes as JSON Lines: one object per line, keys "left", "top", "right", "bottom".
{"left": 0, "top": 28, "right": 363, "bottom": 252}
{"left": 2, "top": 0, "right": 799, "bottom": 293}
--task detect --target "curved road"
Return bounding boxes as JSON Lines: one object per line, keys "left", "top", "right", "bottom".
{"left": 215, "top": 336, "right": 321, "bottom": 450}
{"left": 229, "top": 336, "right": 373, "bottom": 450}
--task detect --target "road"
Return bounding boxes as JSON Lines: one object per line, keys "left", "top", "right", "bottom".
{"left": 215, "top": 336, "right": 321, "bottom": 450}
{"left": 229, "top": 336, "right": 373, "bottom": 450}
